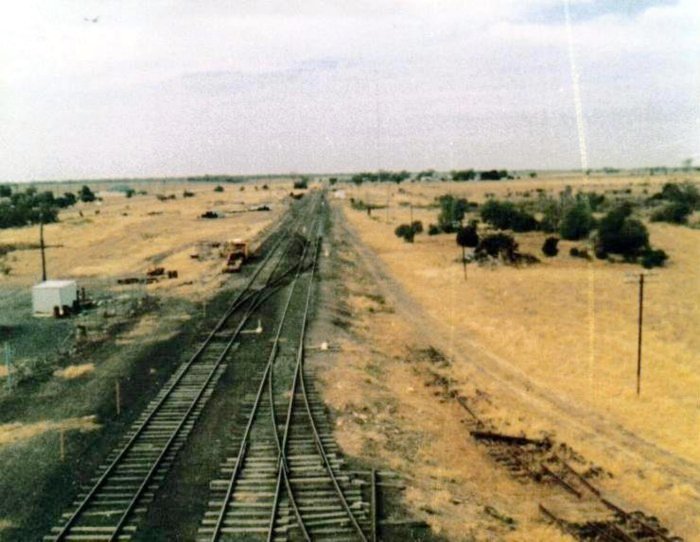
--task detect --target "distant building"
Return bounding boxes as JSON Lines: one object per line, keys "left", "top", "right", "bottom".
{"left": 32, "top": 280, "right": 78, "bottom": 315}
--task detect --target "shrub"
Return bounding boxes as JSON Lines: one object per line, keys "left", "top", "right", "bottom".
{"left": 437, "top": 195, "right": 469, "bottom": 233}
{"left": 411, "top": 220, "right": 424, "bottom": 234}
{"left": 542, "top": 237, "right": 559, "bottom": 257}
{"left": 56, "top": 192, "right": 77, "bottom": 208}
{"left": 456, "top": 223, "right": 479, "bottom": 248}
{"left": 559, "top": 202, "right": 594, "bottom": 240}
{"left": 661, "top": 182, "right": 700, "bottom": 207}
{"left": 650, "top": 201, "right": 692, "bottom": 224}
{"left": 293, "top": 178, "right": 309, "bottom": 189}
{"left": 475, "top": 233, "right": 518, "bottom": 261}
{"left": 480, "top": 200, "right": 538, "bottom": 232}
{"left": 428, "top": 224, "right": 441, "bottom": 235}
{"left": 394, "top": 224, "right": 415, "bottom": 243}
{"left": 0, "top": 186, "right": 68, "bottom": 229}
{"left": 569, "top": 247, "right": 591, "bottom": 260}
{"left": 582, "top": 192, "right": 606, "bottom": 211}
{"left": 79, "top": 185, "right": 96, "bottom": 203}
{"left": 451, "top": 169, "right": 476, "bottom": 181}
{"left": 596, "top": 205, "right": 649, "bottom": 258}
{"left": 214, "top": 185, "right": 224, "bottom": 192}
{"left": 480, "top": 170, "right": 508, "bottom": 181}
{"left": 641, "top": 248, "right": 668, "bottom": 269}
{"left": 0, "top": 185, "right": 11, "bottom": 198}
{"left": 182, "top": 190, "right": 195, "bottom": 198}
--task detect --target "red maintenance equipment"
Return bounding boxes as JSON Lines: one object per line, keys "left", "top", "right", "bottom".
{"left": 221, "top": 239, "right": 248, "bottom": 273}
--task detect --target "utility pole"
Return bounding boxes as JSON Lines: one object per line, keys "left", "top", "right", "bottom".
{"left": 385, "top": 182, "right": 390, "bottom": 222}
{"left": 625, "top": 272, "right": 656, "bottom": 396}
{"left": 4, "top": 343, "right": 12, "bottom": 391}
{"left": 636, "top": 274, "right": 644, "bottom": 396}
{"left": 39, "top": 212, "right": 47, "bottom": 282}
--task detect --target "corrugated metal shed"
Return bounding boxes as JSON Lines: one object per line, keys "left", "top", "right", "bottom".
{"left": 32, "top": 280, "right": 78, "bottom": 315}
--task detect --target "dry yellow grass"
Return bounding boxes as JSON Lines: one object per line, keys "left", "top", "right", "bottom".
{"left": 0, "top": 180, "right": 294, "bottom": 301}
{"left": 0, "top": 415, "right": 99, "bottom": 447}
{"left": 338, "top": 173, "right": 700, "bottom": 537}
{"left": 342, "top": 174, "right": 700, "bottom": 463}
{"left": 53, "top": 363, "right": 95, "bottom": 379}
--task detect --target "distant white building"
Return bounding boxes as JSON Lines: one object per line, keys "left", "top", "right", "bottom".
{"left": 32, "top": 280, "right": 78, "bottom": 315}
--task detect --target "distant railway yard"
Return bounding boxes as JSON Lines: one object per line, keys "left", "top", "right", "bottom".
{"left": 0, "top": 173, "right": 698, "bottom": 541}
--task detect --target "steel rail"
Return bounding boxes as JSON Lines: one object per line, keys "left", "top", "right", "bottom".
{"left": 266, "top": 232, "right": 323, "bottom": 542}
{"left": 207, "top": 200, "right": 321, "bottom": 541}
{"left": 50, "top": 200, "right": 310, "bottom": 542}
{"left": 105, "top": 206, "right": 319, "bottom": 542}
{"left": 296, "top": 231, "right": 369, "bottom": 542}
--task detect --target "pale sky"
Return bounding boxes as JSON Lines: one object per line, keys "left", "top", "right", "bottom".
{"left": 1, "top": 1, "right": 698, "bottom": 181}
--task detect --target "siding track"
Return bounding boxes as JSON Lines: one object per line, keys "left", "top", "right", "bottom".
{"left": 45, "top": 196, "right": 320, "bottom": 542}
{"left": 199, "top": 209, "right": 370, "bottom": 542}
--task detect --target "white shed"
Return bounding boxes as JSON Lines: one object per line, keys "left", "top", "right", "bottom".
{"left": 32, "top": 280, "right": 78, "bottom": 315}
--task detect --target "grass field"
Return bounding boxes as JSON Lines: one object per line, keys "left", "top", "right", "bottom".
{"left": 338, "top": 172, "right": 700, "bottom": 536}
{"left": 0, "top": 179, "right": 293, "bottom": 300}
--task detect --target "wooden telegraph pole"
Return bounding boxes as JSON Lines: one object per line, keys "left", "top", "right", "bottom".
{"left": 625, "top": 272, "right": 657, "bottom": 396}
{"left": 636, "top": 274, "right": 644, "bottom": 396}
{"left": 39, "top": 212, "right": 47, "bottom": 281}
{"left": 4, "top": 343, "right": 12, "bottom": 391}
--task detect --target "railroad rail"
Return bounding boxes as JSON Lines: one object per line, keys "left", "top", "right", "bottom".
{"left": 45, "top": 195, "right": 320, "bottom": 542}
{"left": 457, "top": 403, "right": 682, "bottom": 541}
{"left": 198, "top": 219, "right": 371, "bottom": 541}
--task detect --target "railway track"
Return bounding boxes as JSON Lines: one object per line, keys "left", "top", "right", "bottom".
{"left": 459, "top": 406, "right": 682, "bottom": 541}
{"left": 45, "top": 195, "right": 321, "bottom": 542}
{"left": 198, "top": 218, "right": 371, "bottom": 541}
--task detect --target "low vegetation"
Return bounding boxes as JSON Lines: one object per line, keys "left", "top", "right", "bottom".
{"left": 394, "top": 221, "right": 423, "bottom": 243}
{"left": 351, "top": 170, "right": 411, "bottom": 185}
{"left": 473, "top": 233, "right": 538, "bottom": 265}
{"left": 0, "top": 185, "right": 83, "bottom": 229}
{"left": 436, "top": 194, "right": 470, "bottom": 233}
{"left": 480, "top": 200, "right": 538, "bottom": 232}
{"left": 542, "top": 237, "right": 559, "bottom": 257}
{"left": 293, "top": 177, "right": 309, "bottom": 189}
{"left": 648, "top": 182, "right": 699, "bottom": 224}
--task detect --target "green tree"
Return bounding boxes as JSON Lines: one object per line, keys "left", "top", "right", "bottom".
{"left": 596, "top": 205, "right": 649, "bottom": 258}
{"left": 394, "top": 224, "right": 415, "bottom": 243}
{"left": 437, "top": 195, "right": 469, "bottom": 233}
{"left": 480, "top": 200, "right": 538, "bottom": 232}
{"left": 79, "top": 185, "right": 96, "bottom": 203}
{"left": 559, "top": 201, "right": 594, "bottom": 240}
{"left": 542, "top": 237, "right": 559, "bottom": 257}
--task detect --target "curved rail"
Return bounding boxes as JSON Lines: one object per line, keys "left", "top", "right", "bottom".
{"left": 50, "top": 198, "right": 314, "bottom": 542}
{"left": 296, "top": 235, "right": 368, "bottom": 541}
{"left": 206, "top": 217, "right": 318, "bottom": 541}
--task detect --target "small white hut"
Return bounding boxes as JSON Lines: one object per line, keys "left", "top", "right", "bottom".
{"left": 32, "top": 280, "right": 78, "bottom": 315}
